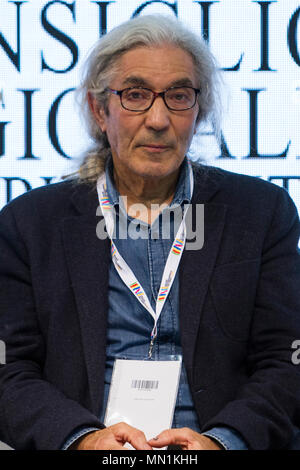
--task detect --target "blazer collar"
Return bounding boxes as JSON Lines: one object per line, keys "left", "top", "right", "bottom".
{"left": 190, "top": 162, "right": 224, "bottom": 203}
{"left": 68, "top": 179, "right": 99, "bottom": 217}
{"left": 179, "top": 164, "right": 227, "bottom": 379}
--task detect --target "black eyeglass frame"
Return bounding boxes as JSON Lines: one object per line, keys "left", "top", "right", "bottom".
{"left": 107, "top": 86, "right": 201, "bottom": 112}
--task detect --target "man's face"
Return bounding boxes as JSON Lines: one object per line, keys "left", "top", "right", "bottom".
{"left": 92, "top": 45, "right": 199, "bottom": 181}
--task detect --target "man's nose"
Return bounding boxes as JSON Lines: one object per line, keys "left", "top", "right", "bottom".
{"left": 144, "top": 96, "right": 170, "bottom": 131}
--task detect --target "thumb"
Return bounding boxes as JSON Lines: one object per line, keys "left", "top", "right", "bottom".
{"left": 148, "top": 429, "right": 181, "bottom": 448}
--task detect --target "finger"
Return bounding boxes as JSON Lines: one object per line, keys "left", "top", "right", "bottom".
{"left": 113, "top": 423, "right": 153, "bottom": 450}
{"left": 97, "top": 444, "right": 129, "bottom": 450}
{"left": 148, "top": 430, "right": 181, "bottom": 447}
{"left": 108, "top": 445, "right": 130, "bottom": 451}
{"left": 148, "top": 428, "right": 190, "bottom": 448}
{"left": 93, "top": 435, "right": 131, "bottom": 451}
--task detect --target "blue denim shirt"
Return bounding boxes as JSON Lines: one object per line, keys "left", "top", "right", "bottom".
{"left": 62, "top": 158, "right": 248, "bottom": 450}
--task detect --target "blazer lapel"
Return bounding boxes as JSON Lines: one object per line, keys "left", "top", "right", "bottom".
{"left": 179, "top": 167, "right": 227, "bottom": 372}
{"left": 61, "top": 183, "right": 110, "bottom": 415}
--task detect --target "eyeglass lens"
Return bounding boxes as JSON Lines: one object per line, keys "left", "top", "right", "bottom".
{"left": 121, "top": 87, "right": 197, "bottom": 111}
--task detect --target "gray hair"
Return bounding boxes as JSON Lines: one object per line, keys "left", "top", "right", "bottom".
{"left": 76, "top": 14, "right": 223, "bottom": 183}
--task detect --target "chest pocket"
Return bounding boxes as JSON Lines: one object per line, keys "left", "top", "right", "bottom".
{"left": 209, "top": 259, "right": 261, "bottom": 342}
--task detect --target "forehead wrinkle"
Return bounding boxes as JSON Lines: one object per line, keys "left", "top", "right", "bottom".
{"left": 122, "top": 76, "right": 150, "bottom": 87}
{"left": 121, "top": 75, "right": 195, "bottom": 90}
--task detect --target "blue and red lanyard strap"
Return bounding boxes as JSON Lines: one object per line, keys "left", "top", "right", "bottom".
{"left": 96, "top": 163, "right": 194, "bottom": 358}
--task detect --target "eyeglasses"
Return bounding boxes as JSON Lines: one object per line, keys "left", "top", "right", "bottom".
{"left": 107, "top": 86, "right": 201, "bottom": 112}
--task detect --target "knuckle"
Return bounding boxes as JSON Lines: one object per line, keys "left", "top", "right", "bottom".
{"left": 161, "top": 429, "right": 172, "bottom": 440}
{"left": 181, "top": 427, "right": 194, "bottom": 439}
{"left": 111, "top": 421, "right": 126, "bottom": 432}
{"left": 118, "top": 421, "right": 128, "bottom": 429}
{"left": 133, "top": 428, "right": 144, "bottom": 436}
{"left": 183, "top": 427, "right": 192, "bottom": 435}
{"left": 134, "top": 430, "right": 146, "bottom": 441}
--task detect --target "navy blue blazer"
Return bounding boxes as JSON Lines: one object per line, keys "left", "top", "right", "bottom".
{"left": 0, "top": 163, "right": 300, "bottom": 450}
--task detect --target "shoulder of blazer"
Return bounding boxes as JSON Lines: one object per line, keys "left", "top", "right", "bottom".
{"left": 0, "top": 178, "right": 99, "bottom": 222}
{"left": 191, "top": 161, "right": 286, "bottom": 208}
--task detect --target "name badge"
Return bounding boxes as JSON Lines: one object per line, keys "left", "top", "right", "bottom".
{"left": 104, "top": 357, "right": 182, "bottom": 449}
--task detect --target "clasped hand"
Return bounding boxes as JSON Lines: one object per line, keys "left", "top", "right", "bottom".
{"left": 73, "top": 422, "right": 222, "bottom": 450}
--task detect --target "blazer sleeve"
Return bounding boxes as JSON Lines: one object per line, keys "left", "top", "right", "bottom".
{"left": 201, "top": 186, "right": 300, "bottom": 449}
{"left": 0, "top": 203, "right": 104, "bottom": 450}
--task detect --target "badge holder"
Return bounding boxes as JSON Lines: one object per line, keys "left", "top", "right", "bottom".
{"left": 104, "top": 355, "right": 182, "bottom": 450}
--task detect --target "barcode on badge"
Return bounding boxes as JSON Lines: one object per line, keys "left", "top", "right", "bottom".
{"left": 131, "top": 379, "right": 159, "bottom": 391}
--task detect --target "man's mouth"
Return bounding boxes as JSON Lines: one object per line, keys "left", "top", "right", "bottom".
{"left": 140, "top": 144, "right": 170, "bottom": 152}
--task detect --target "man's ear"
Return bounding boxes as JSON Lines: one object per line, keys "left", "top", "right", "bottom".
{"left": 87, "top": 91, "right": 107, "bottom": 132}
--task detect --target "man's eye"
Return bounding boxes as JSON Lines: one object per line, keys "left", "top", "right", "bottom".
{"left": 170, "top": 93, "right": 189, "bottom": 102}
{"left": 126, "top": 90, "right": 148, "bottom": 101}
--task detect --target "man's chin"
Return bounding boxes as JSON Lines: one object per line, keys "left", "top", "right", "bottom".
{"left": 132, "top": 154, "right": 182, "bottom": 179}
{"left": 132, "top": 163, "right": 177, "bottom": 180}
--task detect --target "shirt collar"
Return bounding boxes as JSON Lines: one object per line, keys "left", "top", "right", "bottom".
{"left": 105, "top": 155, "right": 192, "bottom": 209}
{"left": 105, "top": 157, "right": 120, "bottom": 207}
{"left": 170, "top": 157, "right": 191, "bottom": 207}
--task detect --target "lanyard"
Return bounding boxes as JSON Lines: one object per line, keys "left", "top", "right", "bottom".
{"left": 96, "top": 163, "right": 194, "bottom": 358}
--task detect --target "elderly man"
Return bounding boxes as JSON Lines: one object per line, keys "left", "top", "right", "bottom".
{"left": 0, "top": 15, "right": 300, "bottom": 451}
